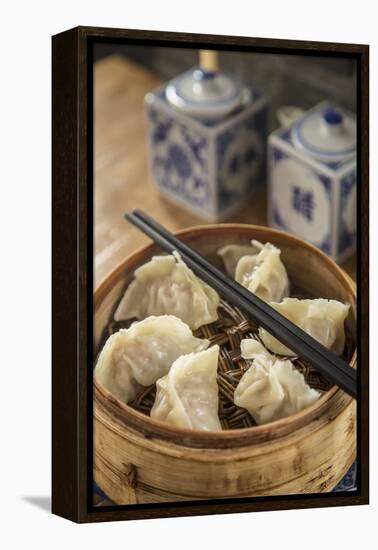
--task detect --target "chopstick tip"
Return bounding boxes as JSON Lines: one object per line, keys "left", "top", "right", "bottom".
{"left": 125, "top": 210, "right": 137, "bottom": 221}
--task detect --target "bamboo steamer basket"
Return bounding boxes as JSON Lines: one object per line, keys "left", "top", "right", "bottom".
{"left": 94, "top": 224, "right": 356, "bottom": 505}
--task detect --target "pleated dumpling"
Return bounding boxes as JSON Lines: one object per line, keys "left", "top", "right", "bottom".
{"left": 217, "top": 243, "right": 259, "bottom": 278}
{"left": 114, "top": 252, "right": 220, "bottom": 330}
{"left": 258, "top": 298, "right": 350, "bottom": 356}
{"left": 151, "top": 346, "right": 222, "bottom": 431}
{"left": 234, "top": 339, "right": 320, "bottom": 425}
{"left": 218, "top": 240, "right": 289, "bottom": 303}
{"left": 94, "top": 315, "right": 209, "bottom": 404}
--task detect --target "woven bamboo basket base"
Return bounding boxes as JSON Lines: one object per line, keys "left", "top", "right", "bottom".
{"left": 98, "top": 299, "right": 354, "bottom": 430}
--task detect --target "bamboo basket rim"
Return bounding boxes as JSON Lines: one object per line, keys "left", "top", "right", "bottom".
{"left": 94, "top": 223, "right": 357, "bottom": 447}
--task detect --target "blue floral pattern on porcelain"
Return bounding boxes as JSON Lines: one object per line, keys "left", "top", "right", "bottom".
{"left": 333, "top": 462, "right": 357, "bottom": 492}
{"left": 146, "top": 85, "right": 268, "bottom": 220}
{"left": 217, "top": 107, "right": 267, "bottom": 211}
{"left": 148, "top": 107, "right": 210, "bottom": 208}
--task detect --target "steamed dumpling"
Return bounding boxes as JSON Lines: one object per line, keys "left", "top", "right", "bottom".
{"left": 235, "top": 241, "right": 289, "bottom": 302}
{"left": 234, "top": 339, "right": 320, "bottom": 424}
{"left": 94, "top": 315, "right": 209, "bottom": 404}
{"left": 114, "top": 252, "right": 220, "bottom": 330}
{"left": 259, "top": 298, "right": 350, "bottom": 356}
{"left": 151, "top": 346, "right": 222, "bottom": 431}
{"left": 217, "top": 243, "right": 259, "bottom": 278}
{"left": 218, "top": 240, "right": 289, "bottom": 303}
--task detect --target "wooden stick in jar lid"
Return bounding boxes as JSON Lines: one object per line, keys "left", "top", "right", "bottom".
{"left": 199, "top": 50, "right": 219, "bottom": 72}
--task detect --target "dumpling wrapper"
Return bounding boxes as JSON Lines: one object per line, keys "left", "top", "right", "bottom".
{"left": 94, "top": 315, "right": 209, "bottom": 404}
{"left": 258, "top": 298, "right": 350, "bottom": 356}
{"left": 234, "top": 339, "right": 320, "bottom": 424}
{"left": 114, "top": 252, "right": 220, "bottom": 330}
{"left": 217, "top": 243, "right": 260, "bottom": 278}
{"left": 218, "top": 240, "right": 289, "bottom": 303}
{"left": 151, "top": 345, "right": 222, "bottom": 431}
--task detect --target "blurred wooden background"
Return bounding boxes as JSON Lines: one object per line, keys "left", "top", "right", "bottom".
{"left": 94, "top": 44, "right": 357, "bottom": 114}
{"left": 94, "top": 53, "right": 356, "bottom": 287}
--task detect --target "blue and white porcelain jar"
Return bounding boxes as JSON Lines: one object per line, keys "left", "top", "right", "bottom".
{"left": 145, "top": 66, "right": 268, "bottom": 221}
{"left": 268, "top": 101, "right": 356, "bottom": 262}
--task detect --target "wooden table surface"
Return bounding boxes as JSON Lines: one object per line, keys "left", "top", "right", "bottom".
{"left": 94, "top": 54, "right": 356, "bottom": 287}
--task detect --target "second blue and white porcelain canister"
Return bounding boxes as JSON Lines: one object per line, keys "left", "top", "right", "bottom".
{"left": 268, "top": 101, "right": 356, "bottom": 262}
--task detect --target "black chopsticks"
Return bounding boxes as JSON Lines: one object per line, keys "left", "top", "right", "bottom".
{"left": 126, "top": 209, "right": 357, "bottom": 399}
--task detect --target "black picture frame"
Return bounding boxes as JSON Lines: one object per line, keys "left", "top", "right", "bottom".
{"left": 52, "top": 26, "right": 369, "bottom": 523}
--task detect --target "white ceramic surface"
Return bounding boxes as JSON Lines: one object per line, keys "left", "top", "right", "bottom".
{"left": 165, "top": 67, "right": 248, "bottom": 121}
{"left": 291, "top": 106, "right": 356, "bottom": 163}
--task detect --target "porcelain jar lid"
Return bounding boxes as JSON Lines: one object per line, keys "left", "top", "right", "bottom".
{"left": 291, "top": 105, "right": 356, "bottom": 163}
{"left": 165, "top": 68, "right": 248, "bottom": 122}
